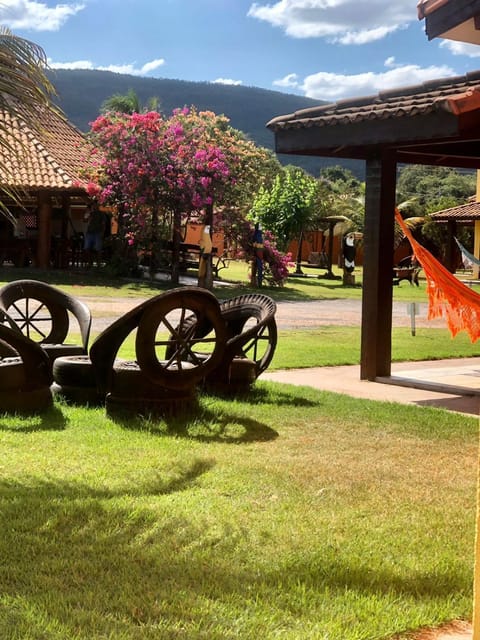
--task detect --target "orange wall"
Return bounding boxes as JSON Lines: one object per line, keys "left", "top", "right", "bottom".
{"left": 184, "top": 223, "right": 224, "bottom": 253}
{"left": 288, "top": 231, "right": 364, "bottom": 265}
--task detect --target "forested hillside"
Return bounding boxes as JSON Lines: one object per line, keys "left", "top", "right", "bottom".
{"left": 47, "top": 69, "right": 364, "bottom": 178}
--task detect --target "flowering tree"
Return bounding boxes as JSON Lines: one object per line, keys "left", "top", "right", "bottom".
{"left": 85, "top": 105, "right": 284, "bottom": 286}
{"left": 87, "top": 108, "right": 238, "bottom": 283}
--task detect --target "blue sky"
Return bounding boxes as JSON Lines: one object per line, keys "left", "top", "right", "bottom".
{"left": 3, "top": 0, "right": 480, "bottom": 102}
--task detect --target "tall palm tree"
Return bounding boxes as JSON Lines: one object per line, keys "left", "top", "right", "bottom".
{"left": 101, "top": 88, "right": 160, "bottom": 115}
{"left": 0, "top": 27, "right": 54, "bottom": 141}
{"left": 0, "top": 28, "right": 56, "bottom": 218}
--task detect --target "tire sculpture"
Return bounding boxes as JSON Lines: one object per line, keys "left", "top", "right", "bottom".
{"left": 0, "top": 323, "right": 52, "bottom": 413}
{"left": 167, "top": 293, "right": 277, "bottom": 394}
{"left": 53, "top": 287, "right": 227, "bottom": 417}
{"left": 0, "top": 279, "right": 91, "bottom": 369}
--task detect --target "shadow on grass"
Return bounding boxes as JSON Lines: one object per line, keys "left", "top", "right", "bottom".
{"left": 0, "top": 475, "right": 469, "bottom": 638}
{"left": 0, "top": 266, "right": 169, "bottom": 293}
{"left": 113, "top": 405, "right": 279, "bottom": 443}
{"left": 0, "top": 405, "right": 67, "bottom": 432}
{"left": 0, "top": 265, "right": 360, "bottom": 304}
{"left": 234, "top": 384, "right": 320, "bottom": 407}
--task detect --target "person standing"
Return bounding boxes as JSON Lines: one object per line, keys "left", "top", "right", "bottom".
{"left": 198, "top": 225, "right": 213, "bottom": 289}
{"left": 83, "top": 202, "right": 106, "bottom": 266}
{"left": 252, "top": 223, "right": 264, "bottom": 287}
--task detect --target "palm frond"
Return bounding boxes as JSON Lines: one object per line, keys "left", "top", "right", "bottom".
{"left": 0, "top": 29, "right": 57, "bottom": 220}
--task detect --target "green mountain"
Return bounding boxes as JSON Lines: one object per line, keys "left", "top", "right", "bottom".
{"left": 47, "top": 69, "right": 364, "bottom": 178}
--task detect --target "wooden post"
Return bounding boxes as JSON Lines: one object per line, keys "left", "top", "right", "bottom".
{"left": 360, "top": 153, "right": 397, "bottom": 380}
{"left": 36, "top": 192, "right": 52, "bottom": 269}
{"left": 446, "top": 219, "right": 457, "bottom": 273}
{"left": 200, "top": 203, "right": 214, "bottom": 290}
{"left": 474, "top": 171, "right": 480, "bottom": 279}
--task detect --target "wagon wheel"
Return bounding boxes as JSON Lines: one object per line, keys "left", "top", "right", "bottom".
{"left": 135, "top": 290, "right": 226, "bottom": 389}
{"left": 235, "top": 316, "right": 277, "bottom": 375}
{"left": 4, "top": 296, "right": 69, "bottom": 344}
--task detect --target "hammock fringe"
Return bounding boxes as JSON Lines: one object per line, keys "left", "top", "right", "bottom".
{"left": 395, "top": 209, "right": 480, "bottom": 343}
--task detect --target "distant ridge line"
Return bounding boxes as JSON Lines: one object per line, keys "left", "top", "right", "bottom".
{"left": 47, "top": 68, "right": 364, "bottom": 179}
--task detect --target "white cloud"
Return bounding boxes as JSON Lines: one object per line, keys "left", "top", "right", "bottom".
{"left": 48, "top": 59, "right": 93, "bottom": 70}
{"left": 273, "top": 73, "right": 299, "bottom": 88}
{"left": 139, "top": 59, "right": 165, "bottom": 74}
{"left": 384, "top": 56, "right": 396, "bottom": 68}
{"left": 48, "top": 58, "right": 166, "bottom": 77}
{"left": 248, "top": 0, "right": 413, "bottom": 44}
{"left": 212, "top": 78, "right": 243, "bottom": 85}
{"left": 0, "top": 0, "right": 85, "bottom": 31}
{"left": 440, "top": 39, "right": 480, "bottom": 58}
{"left": 299, "top": 63, "right": 455, "bottom": 101}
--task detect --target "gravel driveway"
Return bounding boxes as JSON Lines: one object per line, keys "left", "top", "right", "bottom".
{"left": 78, "top": 294, "right": 444, "bottom": 333}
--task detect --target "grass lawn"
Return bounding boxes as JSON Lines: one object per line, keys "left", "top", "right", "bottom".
{"left": 0, "top": 262, "right": 435, "bottom": 302}
{"left": 0, "top": 265, "right": 478, "bottom": 638}
{"left": 270, "top": 326, "right": 480, "bottom": 369}
{"left": 0, "top": 386, "right": 477, "bottom": 640}
{"left": 3, "top": 261, "right": 480, "bottom": 366}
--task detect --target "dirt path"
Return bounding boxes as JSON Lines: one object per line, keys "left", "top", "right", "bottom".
{"left": 78, "top": 295, "right": 446, "bottom": 333}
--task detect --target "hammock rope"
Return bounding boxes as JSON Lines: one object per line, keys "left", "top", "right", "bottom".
{"left": 395, "top": 208, "right": 480, "bottom": 343}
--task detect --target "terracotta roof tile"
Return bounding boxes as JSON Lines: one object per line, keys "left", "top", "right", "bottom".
{"left": 0, "top": 106, "right": 92, "bottom": 191}
{"left": 429, "top": 201, "right": 480, "bottom": 220}
{"left": 267, "top": 70, "right": 480, "bottom": 131}
{"left": 417, "top": 0, "right": 449, "bottom": 20}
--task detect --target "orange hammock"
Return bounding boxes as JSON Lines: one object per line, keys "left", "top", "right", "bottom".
{"left": 395, "top": 208, "right": 480, "bottom": 342}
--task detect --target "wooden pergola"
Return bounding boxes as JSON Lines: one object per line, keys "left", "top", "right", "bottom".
{"left": 267, "top": 71, "right": 480, "bottom": 381}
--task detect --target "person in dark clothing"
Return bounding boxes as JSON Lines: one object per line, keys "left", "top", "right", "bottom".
{"left": 83, "top": 202, "right": 106, "bottom": 267}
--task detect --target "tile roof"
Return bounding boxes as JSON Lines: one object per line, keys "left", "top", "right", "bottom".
{"left": 0, "top": 105, "right": 92, "bottom": 192}
{"left": 267, "top": 70, "right": 480, "bottom": 132}
{"left": 429, "top": 201, "right": 480, "bottom": 220}
{"left": 417, "top": 0, "right": 449, "bottom": 19}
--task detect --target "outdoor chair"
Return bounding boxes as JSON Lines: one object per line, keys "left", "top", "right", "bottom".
{"left": 392, "top": 255, "right": 420, "bottom": 286}
{"left": 52, "top": 287, "right": 227, "bottom": 416}
{"left": 0, "top": 323, "right": 53, "bottom": 413}
{"left": 167, "top": 292, "right": 277, "bottom": 394}
{"left": 0, "top": 279, "right": 92, "bottom": 368}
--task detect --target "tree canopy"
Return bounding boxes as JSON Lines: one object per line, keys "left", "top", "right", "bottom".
{"left": 396, "top": 165, "right": 476, "bottom": 215}
{"left": 86, "top": 106, "right": 279, "bottom": 284}
{"left": 101, "top": 88, "right": 160, "bottom": 115}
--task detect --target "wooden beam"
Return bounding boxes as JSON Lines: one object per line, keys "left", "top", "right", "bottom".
{"left": 360, "top": 153, "right": 397, "bottom": 380}
{"left": 273, "top": 111, "right": 460, "bottom": 157}
{"left": 36, "top": 191, "right": 52, "bottom": 269}
{"left": 425, "top": 0, "right": 480, "bottom": 39}
{"left": 446, "top": 219, "right": 457, "bottom": 272}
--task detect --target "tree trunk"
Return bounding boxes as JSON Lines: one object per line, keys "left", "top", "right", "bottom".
{"left": 149, "top": 207, "right": 159, "bottom": 279}
{"left": 197, "top": 203, "right": 214, "bottom": 290}
{"left": 295, "top": 230, "right": 304, "bottom": 274}
{"left": 171, "top": 209, "right": 182, "bottom": 284}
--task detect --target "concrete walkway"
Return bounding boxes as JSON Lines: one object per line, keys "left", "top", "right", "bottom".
{"left": 263, "top": 357, "right": 480, "bottom": 416}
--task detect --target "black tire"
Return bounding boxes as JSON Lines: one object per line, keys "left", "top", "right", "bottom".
{"left": 106, "top": 386, "right": 197, "bottom": 419}
{"left": 0, "top": 358, "right": 27, "bottom": 390}
{"left": 0, "top": 386, "right": 52, "bottom": 414}
{"left": 53, "top": 355, "right": 94, "bottom": 387}
{"left": 51, "top": 382, "right": 103, "bottom": 406}
{"left": 135, "top": 290, "right": 226, "bottom": 389}
{"left": 42, "top": 344, "right": 86, "bottom": 366}
{"left": 237, "top": 317, "right": 277, "bottom": 375}
{"left": 205, "top": 358, "right": 257, "bottom": 394}
{"left": 110, "top": 360, "right": 195, "bottom": 396}
{"left": 5, "top": 297, "right": 69, "bottom": 344}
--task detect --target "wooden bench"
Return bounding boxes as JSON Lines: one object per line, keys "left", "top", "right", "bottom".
{"left": 169, "top": 243, "right": 232, "bottom": 278}
{"left": 393, "top": 266, "right": 420, "bottom": 286}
